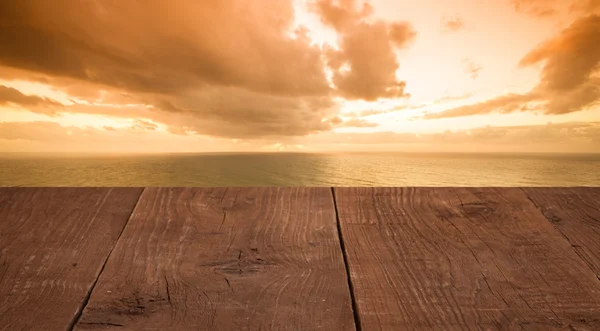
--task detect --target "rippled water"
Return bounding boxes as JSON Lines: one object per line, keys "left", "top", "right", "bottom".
{"left": 1, "top": 152, "right": 599, "bottom": 186}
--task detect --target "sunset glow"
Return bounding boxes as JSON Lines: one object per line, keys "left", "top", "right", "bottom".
{"left": 1, "top": 0, "right": 599, "bottom": 153}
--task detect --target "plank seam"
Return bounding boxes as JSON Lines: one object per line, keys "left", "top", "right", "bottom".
{"left": 331, "top": 187, "right": 362, "bottom": 331}
{"left": 66, "top": 187, "right": 146, "bottom": 331}
{"left": 520, "top": 187, "right": 600, "bottom": 283}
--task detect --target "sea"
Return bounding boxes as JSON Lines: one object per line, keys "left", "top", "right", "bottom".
{"left": 1, "top": 152, "right": 599, "bottom": 187}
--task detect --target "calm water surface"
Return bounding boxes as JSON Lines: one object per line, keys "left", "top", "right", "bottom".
{"left": 1, "top": 152, "right": 599, "bottom": 186}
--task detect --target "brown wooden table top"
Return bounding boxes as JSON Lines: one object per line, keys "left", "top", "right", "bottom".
{"left": 1, "top": 187, "right": 599, "bottom": 330}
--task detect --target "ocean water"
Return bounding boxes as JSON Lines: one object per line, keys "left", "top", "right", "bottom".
{"left": 1, "top": 152, "right": 599, "bottom": 187}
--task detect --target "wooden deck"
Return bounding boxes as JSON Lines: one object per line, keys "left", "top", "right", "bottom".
{"left": 1, "top": 188, "right": 599, "bottom": 330}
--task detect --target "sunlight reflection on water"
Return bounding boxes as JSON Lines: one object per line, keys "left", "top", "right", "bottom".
{"left": 1, "top": 152, "right": 599, "bottom": 186}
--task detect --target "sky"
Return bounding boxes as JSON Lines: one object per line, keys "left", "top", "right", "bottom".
{"left": 0, "top": 0, "right": 599, "bottom": 153}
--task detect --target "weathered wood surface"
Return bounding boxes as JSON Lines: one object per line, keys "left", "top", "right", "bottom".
{"left": 0, "top": 188, "right": 143, "bottom": 331}
{"left": 334, "top": 187, "right": 600, "bottom": 330}
{"left": 523, "top": 188, "right": 600, "bottom": 280}
{"left": 75, "top": 187, "right": 355, "bottom": 331}
{"left": 2, "top": 187, "right": 600, "bottom": 331}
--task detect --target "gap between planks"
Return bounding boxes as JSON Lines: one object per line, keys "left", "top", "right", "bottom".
{"left": 67, "top": 187, "right": 146, "bottom": 331}
{"left": 331, "top": 187, "right": 362, "bottom": 331}
{"left": 67, "top": 187, "right": 359, "bottom": 330}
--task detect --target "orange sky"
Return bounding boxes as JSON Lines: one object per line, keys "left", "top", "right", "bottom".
{"left": 0, "top": 0, "right": 599, "bottom": 153}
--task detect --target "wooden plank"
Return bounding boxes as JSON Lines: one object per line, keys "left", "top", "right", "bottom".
{"left": 522, "top": 188, "right": 600, "bottom": 279}
{"left": 334, "top": 187, "right": 600, "bottom": 330}
{"left": 75, "top": 187, "right": 355, "bottom": 330}
{"left": 0, "top": 187, "right": 143, "bottom": 331}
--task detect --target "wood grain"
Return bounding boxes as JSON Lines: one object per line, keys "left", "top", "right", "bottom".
{"left": 75, "top": 187, "right": 355, "bottom": 331}
{"left": 0, "top": 188, "right": 143, "bottom": 331}
{"left": 334, "top": 187, "right": 600, "bottom": 330}
{"left": 522, "top": 188, "right": 600, "bottom": 279}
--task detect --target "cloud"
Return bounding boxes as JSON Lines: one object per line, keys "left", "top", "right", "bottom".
{"left": 357, "top": 102, "right": 430, "bottom": 117}
{"left": 429, "top": 15, "right": 600, "bottom": 119}
{"left": 0, "top": 0, "right": 349, "bottom": 139}
{"left": 5, "top": 121, "right": 599, "bottom": 153}
{"left": 441, "top": 16, "right": 466, "bottom": 32}
{"left": 519, "top": 15, "right": 600, "bottom": 92}
{"left": 0, "top": 0, "right": 421, "bottom": 138}
{"left": 570, "top": 0, "right": 600, "bottom": 12}
{"left": 510, "top": 0, "right": 558, "bottom": 17}
{"left": 511, "top": 0, "right": 600, "bottom": 17}
{"left": 0, "top": 0, "right": 330, "bottom": 97}
{"left": 518, "top": 14, "right": 600, "bottom": 114}
{"left": 0, "top": 85, "right": 62, "bottom": 111}
{"left": 313, "top": 0, "right": 416, "bottom": 101}
{"left": 425, "top": 93, "right": 538, "bottom": 119}
{"left": 151, "top": 87, "right": 338, "bottom": 138}
{"left": 462, "top": 58, "right": 483, "bottom": 79}
{"left": 305, "top": 121, "right": 600, "bottom": 152}
{"left": 337, "top": 117, "right": 380, "bottom": 128}
{"left": 358, "top": 108, "right": 398, "bottom": 117}
{"left": 0, "top": 84, "right": 340, "bottom": 139}
{"left": 434, "top": 92, "right": 476, "bottom": 103}
{"left": 0, "top": 121, "right": 89, "bottom": 141}
{"left": 130, "top": 120, "right": 159, "bottom": 132}
{"left": 389, "top": 22, "right": 416, "bottom": 47}
{"left": 0, "top": 120, "right": 247, "bottom": 153}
